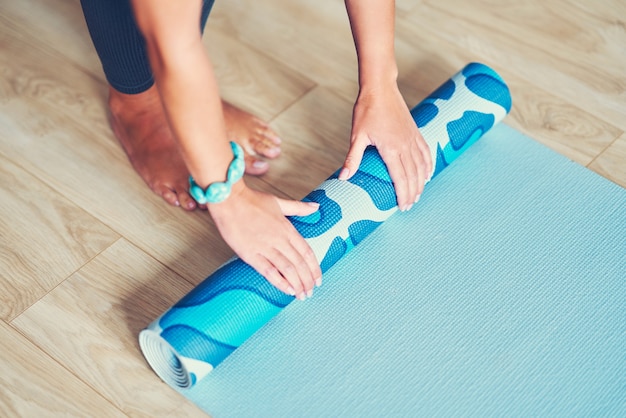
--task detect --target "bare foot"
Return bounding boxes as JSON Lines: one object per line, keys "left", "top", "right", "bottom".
{"left": 222, "top": 101, "right": 282, "bottom": 176}
{"left": 108, "top": 86, "right": 282, "bottom": 210}
{"left": 108, "top": 85, "right": 200, "bottom": 210}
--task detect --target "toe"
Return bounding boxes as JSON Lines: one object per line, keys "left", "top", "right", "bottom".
{"left": 155, "top": 185, "right": 180, "bottom": 207}
{"left": 259, "top": 124, "right": 281, "bottom": 145}
{"left": 244, "top": 155, "right": 270, "bottom": 176}
{"left": 251, "top": 131, "right": 281, "bottom": 159}
{"left": 178, "top": 191, "right": 197, "bottom": 211}
{"left": 154, "top": 183, "right": 198, "bottom": 210}
{"left": 172, "top": 180, "right": 197, "bottom": 211}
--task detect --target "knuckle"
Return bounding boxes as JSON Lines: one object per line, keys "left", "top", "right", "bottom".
{"left": 394, "top": 175, "right": 408, "bottom": 186}
{"left": 303, "top": 245, "right": 315, "bottom": 259}
{"left": 263, "top": 265, "right": 279, "bottom": 279}
{"left": 281, "top": 263, "right": 296, "bottom": 275}
{"left": 296, "top": 257, "right": 310, "bottom": 273}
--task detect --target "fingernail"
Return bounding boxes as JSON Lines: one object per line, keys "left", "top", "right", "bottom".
{"left": 306, "top": 289, "right": 313, "bottom": 298}
{"left": 287, "top": 286, "right": 295, "bottom": 296}
{"left": 307, "top": 202, "right": 320, "bottom": 209}
{"left": 253, "top": 160, "right": 268, "bottom": 168}
{"left": 338, "top": 168, "right": 350, "bottom": 180}
{"left": 407, "top": 204, "right": 413, "bottom": 211}
{"left": 298, "top": 293, "right": 306, "bottom": 301}
{"left": 315, "top": 277, "right": 322, "bottom": 287}
{"left": 415, "top": 194, "right": 421, "bottom": 203}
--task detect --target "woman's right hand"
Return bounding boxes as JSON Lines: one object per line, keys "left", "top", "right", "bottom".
{"left": 208, "top": 181, "right": 322, "bottom": 300}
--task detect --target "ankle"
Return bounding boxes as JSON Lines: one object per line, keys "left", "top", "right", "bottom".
{"left": 108, "top": 85, "right": 160, "bottom": 117}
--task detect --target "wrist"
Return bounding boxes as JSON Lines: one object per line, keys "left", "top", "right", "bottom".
{"left": 207, "top": 179, "right": 247, "bottom": 215}
{"left": 357, "top": 43, "right": 398, "bottom": 88}
{"left": 189, "top": 141, "right": 245, "bottom": 205}
{"left": 358, "top": 65, "right": 399, "bottom": 96}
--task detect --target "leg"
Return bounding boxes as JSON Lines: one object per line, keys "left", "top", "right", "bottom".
{"left": 80, "top": 0, "right": 281, "bottom": 210}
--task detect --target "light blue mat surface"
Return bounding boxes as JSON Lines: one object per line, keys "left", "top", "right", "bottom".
{"left": 184, "top": 123, "right": 625, "bottom": 417}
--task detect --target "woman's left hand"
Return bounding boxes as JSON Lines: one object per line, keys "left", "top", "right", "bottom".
{"left": 339, "top": 84, "right": 433, "bottom": 211}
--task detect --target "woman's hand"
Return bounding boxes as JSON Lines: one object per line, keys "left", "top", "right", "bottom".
{"left": 208, "top": 181, "right": 322, "bottom": 300}
{"left": 340, "top": 84, "right": 433, "bottom": 211}
{"left": 342, "top": 0, "right": 432, "bottom": 211}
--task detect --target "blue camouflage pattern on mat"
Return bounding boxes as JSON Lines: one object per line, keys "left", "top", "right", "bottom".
{"left": 139, "top": 62, "right": 512, "bottom": 388}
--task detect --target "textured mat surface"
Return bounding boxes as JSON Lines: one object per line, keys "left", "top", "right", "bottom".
{"left": 185, "top": 123, "right": 625, "bottom": 417}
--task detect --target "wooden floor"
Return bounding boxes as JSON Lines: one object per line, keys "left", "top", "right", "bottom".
{"left": 1, "top": 0, "right": 624, "bottom": 416}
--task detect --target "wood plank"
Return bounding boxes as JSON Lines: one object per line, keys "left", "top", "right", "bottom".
{"left": 394, "top": 13, "right": 622, "bottom": 168}
{"left": 11, "top": 239, "right": 207, "bottom": 417}
{"left": 504, "top": 77, "right": 622, "bottom": 166}
{"left": 204, "top": 27, "right": 316, "bottom": 122}
{"left": 209, "top": 0, "right": 360, "bottom": 102}
{"left": 255, "top": 87, "right": 354, "bottom": 200}
{"left": 0, "top": 154, "right": 119, "bottom": 321}
{"left": 397, "top": 0, "right": 425, "bottom": 14}
{"left": 0, "top": 0, "right": 104, "bottom": 79}
{"left": 0, "top": 320, "right": 126, "bottom": 417}
{"left": 403, "top": 2, "right": 626, "bottom": 132}
{"left": 588, "top": 133, "right": 626, "bottom": 188}
{"left": 423, "top": 0, "right": 626, "bottom": 86}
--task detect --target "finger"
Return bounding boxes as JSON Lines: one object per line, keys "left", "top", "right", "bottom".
{"left": 282, "top": 239, "right": 316, "bottom": 297}
{"left": 290, "top": 231, "right": 322, "bottom": 288}
{"left": 400, "top": 146, "right": 419, "bottom": 207}
{"left": 408, "top": 139, "right": 427, "bottom": 199}
{"left": 383, "top": 150, "right": 411, "bottom": 210}
{"left": 415, "top": 130, "right": 433, "bottom": 180}
{"left": 339, "top": 136, "right": 369, "bottom": 181}
{"left": 268, "top": 247, "right": 308, "bottom": 300}
{"left": 251, "top": 254, "right": 295, "bottom": 297}
{"left": 276, "top": 198, "right": 320, "bottom": 217}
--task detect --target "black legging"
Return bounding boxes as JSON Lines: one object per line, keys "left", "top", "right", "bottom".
{"left": 80, "top": 0, "right": 215, "bottom": 94}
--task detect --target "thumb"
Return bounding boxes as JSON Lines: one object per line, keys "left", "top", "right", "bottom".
{"left": 339, "top": 137, "right": 368, "bottom": 181}
{"left": 277, "top": 198, "right": 320, "bottom": 217}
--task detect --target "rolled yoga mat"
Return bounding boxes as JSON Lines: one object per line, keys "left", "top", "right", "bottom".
{"left": 139, "top": 62, "right": 512, "bottom": 388}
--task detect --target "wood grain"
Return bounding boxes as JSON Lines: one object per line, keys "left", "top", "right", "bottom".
{"left": 588, "top": 133, "right": 626, "bottom": 188}
{"left": 0, "top": 0, "right": 104, "bottom": 79}
{"left": 405, "top": 2, "right": 626, "bottom": 131}
{"left": 0, "top": 154, "right": 118, "bottom": 321}
{"left": 394, "top": 9, "right": 624, "bottom": 168}
{"left": 0, "top": 320, "right": 126, "bottom": 417}
{"left": 504, "top": 76, "right": 622, "bottom": 166}
{"left": 11, "top": 239, "right": 207, "bottom": 417}
{"left": 204, "top": 27, "right": 316, "bottom": 122}
{"left": 256, "top": 87, "right": 354, "bottom": 200}
{"left": 0, "top": 0, "right": 624, "bottom": 416}
{"left": 209, "top": 0, "right": 360, "bottom": 102}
